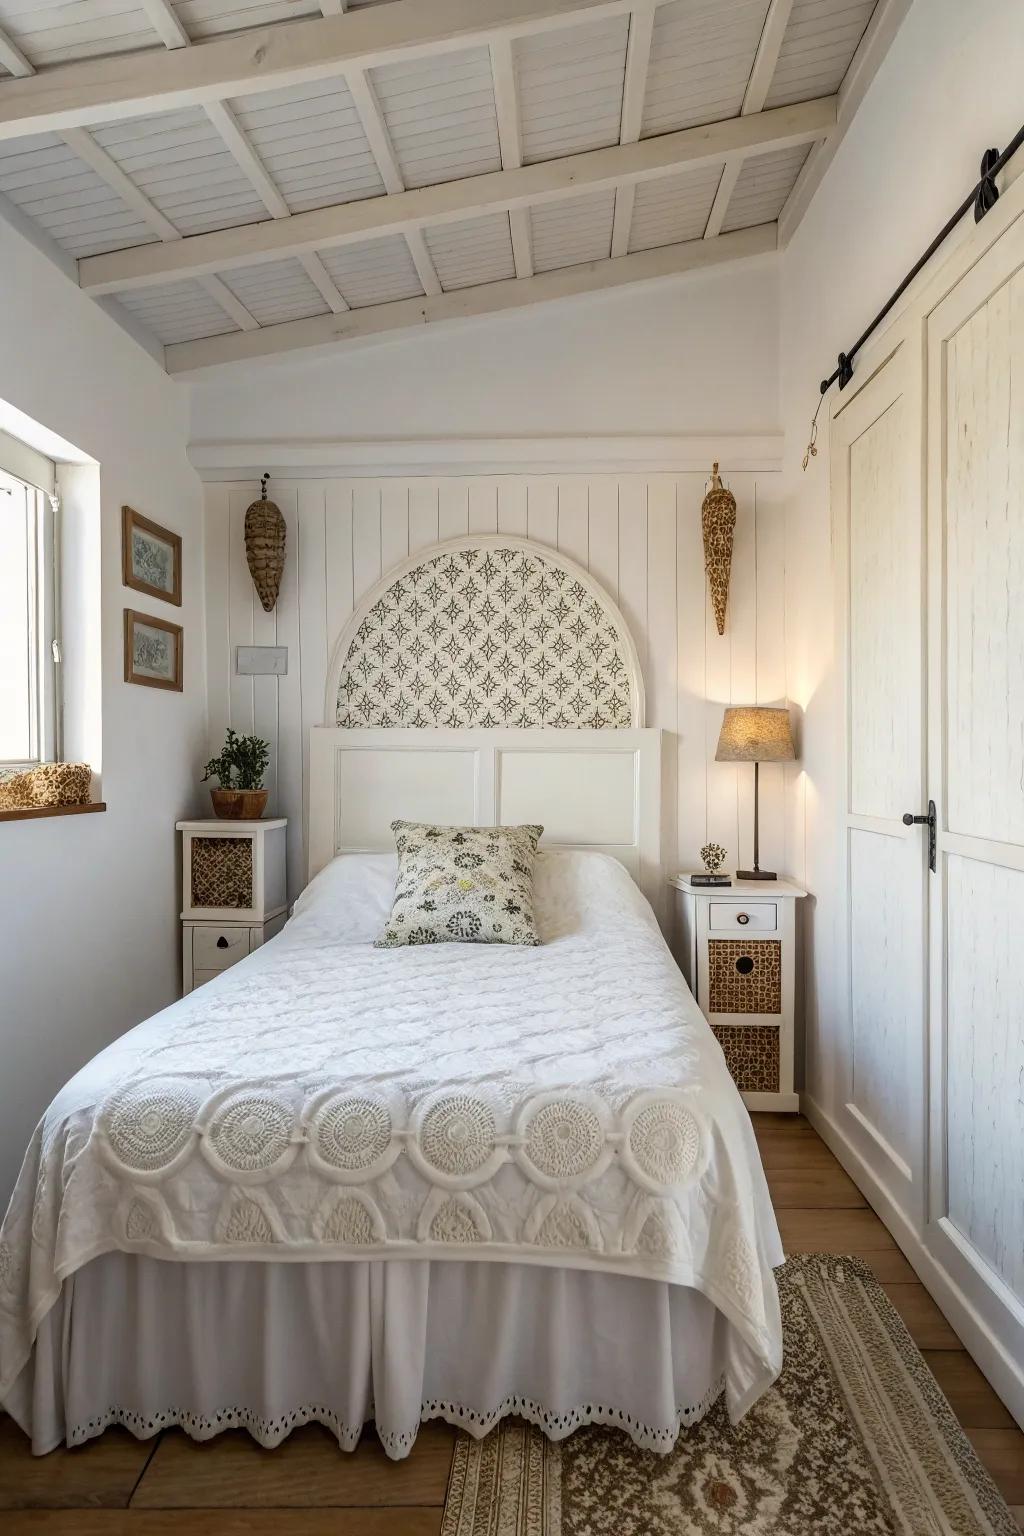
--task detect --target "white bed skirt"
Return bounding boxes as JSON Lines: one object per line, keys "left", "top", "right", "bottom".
{"left": 2, "top": 1255, "right": 763, "bottom": 1458}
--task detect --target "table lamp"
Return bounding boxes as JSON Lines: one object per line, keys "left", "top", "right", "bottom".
{"left": 715, "top": 706, "right": 795, "bottom": 880}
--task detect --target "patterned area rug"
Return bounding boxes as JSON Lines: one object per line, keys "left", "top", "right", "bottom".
{"left": 441, "top": 1255, "right": 1018, "bottom": 1535}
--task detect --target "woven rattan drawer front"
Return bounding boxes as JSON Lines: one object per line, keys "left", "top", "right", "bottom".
{"left": 708, "top": 938, "right": 782, "bottom": 1015}
{"left": 712, "top": 1025, "right": 780, "bottom": 1092}
{"left": 190, "top": 837, "right": 253, "bottom": 910}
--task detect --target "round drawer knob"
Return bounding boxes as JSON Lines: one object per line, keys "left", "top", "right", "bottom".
{"left": 216, "top": 935, "right": 230, "bottom": 949}
{"left": 736, "top": 912, "right": 750, "bottom": 926}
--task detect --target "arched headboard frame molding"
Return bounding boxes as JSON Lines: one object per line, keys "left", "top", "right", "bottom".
{"left": 323, "top": 535, "right": 646, "bottom": 729}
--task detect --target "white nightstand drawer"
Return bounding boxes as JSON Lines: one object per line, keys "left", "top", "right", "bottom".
{"left": 193, "top": 926, "right": 251, "bottom": 971}
{"left": 192, "top": 968, "right": 225, "bottom": 991}
{"left": 709, "top": 901, "right": 777, "bottom": 933}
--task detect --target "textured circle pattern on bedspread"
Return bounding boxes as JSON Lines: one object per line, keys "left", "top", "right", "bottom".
{"left": 0, "top": 852, "right": 783, "bottom": 1419}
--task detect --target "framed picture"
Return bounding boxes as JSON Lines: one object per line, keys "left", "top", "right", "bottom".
{"left": 124, "top": 609, "right": 183, "bottom": 692}
{"left": 122, "top": 505, "right": 182, "bottom": 606}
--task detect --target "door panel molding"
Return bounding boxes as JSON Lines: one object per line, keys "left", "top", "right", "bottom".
{"left": 925, "top": 215, "right": 1024, "bottom": 1383}
{"left": 831, "top": 336, "right": 926, "bottom": 1226}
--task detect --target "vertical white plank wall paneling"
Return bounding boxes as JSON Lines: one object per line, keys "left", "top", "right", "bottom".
{"left": 204, "top": 474, "right": 789, "bottom": 903}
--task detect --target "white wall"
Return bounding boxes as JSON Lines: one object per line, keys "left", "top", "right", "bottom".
{"left": 188, "top": 261, "right": 780, "bottom": 441}
{"left": 779, "top": 0, "right": 1024, "bottom": 1118}
{"left": 204, "top": 468, "right": 791, "bottom": 919}
{"left": 195, "top": 258, "right": 789, "bottom": 925}
{"left": 0, "top": 219, "right": 206, "bottom": 1206}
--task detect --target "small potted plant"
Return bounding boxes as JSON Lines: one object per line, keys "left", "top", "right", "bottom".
{"left": 202, "top": 728, "right": 271, "bottom": 820}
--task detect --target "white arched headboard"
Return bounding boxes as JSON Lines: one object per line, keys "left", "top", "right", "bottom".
{"left": 324, "top": 535, "right": 645, "bottom": 730}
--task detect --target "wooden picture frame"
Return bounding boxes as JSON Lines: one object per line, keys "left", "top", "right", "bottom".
{"left": 124, "top": 608, "right": 183, "bottom": 691}
{"left": 122, "top": 505, "right": 182, "bottom": 606}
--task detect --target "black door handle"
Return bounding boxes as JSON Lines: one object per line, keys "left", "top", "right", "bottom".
{"left": 902, "top": 800, "right": 936, "bottom": 873}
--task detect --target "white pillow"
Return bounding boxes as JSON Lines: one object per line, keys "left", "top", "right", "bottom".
{"left": 290, "top": 852, "right": 398, "bottom": 942}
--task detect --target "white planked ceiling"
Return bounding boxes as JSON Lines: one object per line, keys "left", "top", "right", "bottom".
{"left": 0, "top": 130, "right": 156, "bottom": 255}
{"left": 219, "top": 256, "right": 330, "bottom": 326}
{"left": 628, "top": 162, "right": 723, "bottom": 250}
{"left": 641, "top": 0, "right": 773, "bottom": 136}
{"left": 530, "top": 188, "right": 615, "bottom": 271}
{"left": 516, "top": 15, "right": 629, "bottom": 163}
{"left": 318, "top": 234, "right": 424, "bottom": 308}
{"left": 0, "top": 0, "right": 886, "bottom": 367}
{"left": 229, "top": 79, "right": 386, "bottom": 212}
{"left": 720, "top": 141, "right": 812, "bottom": 231}
{"left": 370, "top": 48, "right": 503, "bottom": 189}
{"left": 116, "top": 276, "right": 243, "bottom": 342}
{"left": 425, "top": 211, "right": 516, "bottom": 290}
{"left": 90, "top": 108, "right": 267, "bottom": 235}
{"left": 763, "top": 0, "right": 880, "bottom": 109}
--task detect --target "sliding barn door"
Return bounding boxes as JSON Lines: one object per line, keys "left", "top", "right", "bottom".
{"left": 831, "top": 341, "right": 926, "bottom": 1225}
{"left": 924, "top": 216, "right": 1024, "bottom": 1382}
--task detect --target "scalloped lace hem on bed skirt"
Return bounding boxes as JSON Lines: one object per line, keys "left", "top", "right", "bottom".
{"left": 66, "top": 1380, "right": 727, "bottom": 1459}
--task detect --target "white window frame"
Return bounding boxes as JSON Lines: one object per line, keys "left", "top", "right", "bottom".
{"left": 0, "top": 466, "right": 61, "bottom": 769}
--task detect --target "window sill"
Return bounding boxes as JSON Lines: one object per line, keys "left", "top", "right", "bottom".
{"left": 0, "top": 801, "right": 106, "bottom": 824}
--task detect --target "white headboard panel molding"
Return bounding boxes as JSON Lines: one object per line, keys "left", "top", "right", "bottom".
{"left": 324, "top": 535, "right": 645, "bottom": 731}
{"left": 308, "top": 726, "right": 663, "bottom": 914}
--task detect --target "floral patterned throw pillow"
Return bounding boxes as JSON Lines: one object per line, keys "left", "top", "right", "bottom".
{"left": 374, "top": 820, "right": 544, "bottom": 947}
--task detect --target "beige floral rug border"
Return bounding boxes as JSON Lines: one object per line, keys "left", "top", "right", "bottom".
{"left": 441, "top": 1255, "right": 1018, "bottom": 1536}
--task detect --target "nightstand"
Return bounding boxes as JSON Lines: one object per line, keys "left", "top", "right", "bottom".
{"left": 669, "top": 874, "right": 807, "bottom": 1112}
{"left": 177, "top": 818, "right": 288, "bottom": 994}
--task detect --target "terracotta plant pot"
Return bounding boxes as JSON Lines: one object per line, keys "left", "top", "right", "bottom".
{"left": 210, "top": 788, "right": 268, "bottom": 821}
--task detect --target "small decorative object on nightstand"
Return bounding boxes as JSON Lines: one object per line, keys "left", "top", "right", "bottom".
{"left": 670, "top": 873, "right": 807, "bottom": 1111}
{"left": 177, "top": 818, "right": 288, "bottom": 994}
{"left": 692, "top": 841, "right": 731, "bottom": 886}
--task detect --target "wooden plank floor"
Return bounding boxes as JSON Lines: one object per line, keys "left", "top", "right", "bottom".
{"left": 1, "top": 1113, "right": 1021, "bottom": 1533}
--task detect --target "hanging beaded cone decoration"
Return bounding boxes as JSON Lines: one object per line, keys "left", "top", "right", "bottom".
{"left": 701, "top": 462, "right": 737, "bottom": 637}
{"left": 244, "top": 474, "right": 286, "bottom": 613}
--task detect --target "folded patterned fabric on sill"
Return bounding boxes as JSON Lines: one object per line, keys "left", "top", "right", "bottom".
{"left": 0, "top": 762, "right": 92, "bottom": 810}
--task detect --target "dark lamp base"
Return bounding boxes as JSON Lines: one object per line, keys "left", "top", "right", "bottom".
{"left": 737, "top": 868, "right": 778, "bottom": 881}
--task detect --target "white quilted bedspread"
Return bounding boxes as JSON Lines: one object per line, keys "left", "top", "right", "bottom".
{"left": 0, "top": 851, "right": 783, "bottom": 1417}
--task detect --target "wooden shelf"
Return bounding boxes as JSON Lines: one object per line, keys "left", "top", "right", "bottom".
{"left": 0, "top": 801, "right": 106, "bottom": 825}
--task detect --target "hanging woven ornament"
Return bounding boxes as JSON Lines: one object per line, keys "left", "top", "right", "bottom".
{"left": 701, "top": 462, "right": 737, "bottom": 637}
{"left": 245, "top": 473, "right": 286, "bottom": 612}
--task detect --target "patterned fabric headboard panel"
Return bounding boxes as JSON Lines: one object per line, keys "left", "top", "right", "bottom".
{"left": 327, "top": 536, "right": 645, "bottom": 729}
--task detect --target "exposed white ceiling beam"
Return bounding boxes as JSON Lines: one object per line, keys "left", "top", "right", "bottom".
{"left": 346, "top": 66, "right": 444, "bottom": 294}
{"left": 490, "top": 38, "right": 532, "bottom": 277}
{"left": 138, "top": 11, "right": 352, "bottom": 319}
{"left": 60, "top": 127, "right": 261, "bottom": 333}
{"left": 0, "top": 26, "right": 171, "bottom": 360}
{"left": 61, "top": 127, "right": 181, "bottom": 242}
{"left": 201, "top": 106, "right": 350, "bottom": 307}
{"left": 300, "top": 252, "right": 351, "bottom": 313}
{"left": 201, "top": 274, "right": 261, "bottom": 330}
{"left": 404, "top": 228, "right": 444, "bottom": 297}
{"left": 610, "top": 5, "right": 654, "bottom": 258}
{"left": 81, "top": 95, "right": 832, "bottom": 294}
{"left": 778, "top": 0, "right": 912, "bottom": 245}
{"left": 0, "top": 0, "right": 643, "bottom": 142}
{"left": 205, "top": 99, "right": 290, "bottom": 219}
{"left": 0, "top": 22, "right": 32, "bottom": 77}
{"left": 165, "top": 222, "right": 775, "bottom": 374}
{"left": 139, "top": 0, "right": 191, "bottom": 49}
{"left": 704, "top": 0, "right": 794, "bottom": 239}
{"left": 345, "top": 68, "right": 404, "bottom": 195}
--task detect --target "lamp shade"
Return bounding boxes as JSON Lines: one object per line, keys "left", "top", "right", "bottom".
{"left": 715, "top": 706, "right": 795, "bottom": 763}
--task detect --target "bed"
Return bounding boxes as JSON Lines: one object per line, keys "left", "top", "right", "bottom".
{"left": 0, "top": 725, "right": 784, "bottom": 1458}
{"left": 1, "top": 533, "right": 786, "bottom": 1456}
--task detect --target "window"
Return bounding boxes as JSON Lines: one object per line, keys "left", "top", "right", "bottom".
{"left": 0, "top": 468, "right": 59, "bottom": 766}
